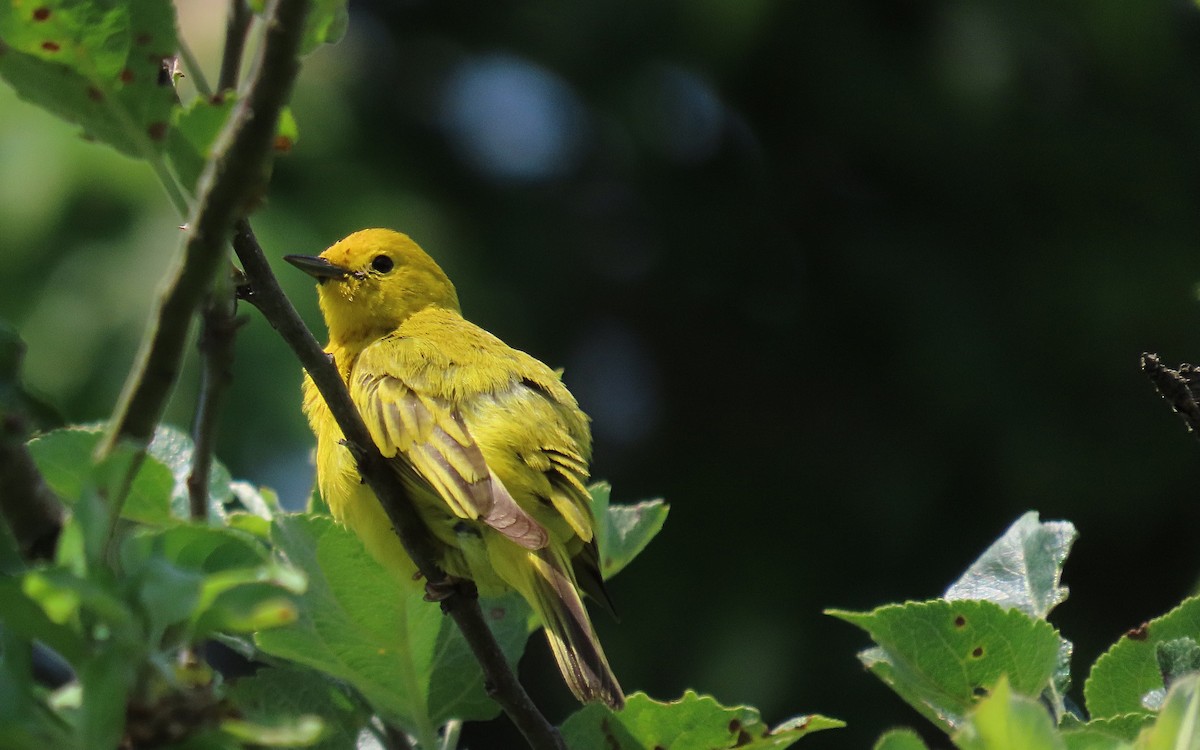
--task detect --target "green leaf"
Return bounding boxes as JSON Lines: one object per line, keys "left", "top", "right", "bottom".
{"left": 22, "top": 567, "right": 134, "bottom": 634}
{"left": 30, "top": 426, "right": 175, "bottom": 526}
{"left": 1062, "top": 714, "right": 1152, "bottom": 750}
{"left": 146, "top": 424, "right": 232, "bottom": 522}
{"left": 27, "top": 424, "right": 232, "bottom": 525}
{"left": 79, "top": 647, "right": 137, "bottom": 750}
{"left": 873, "top": 729, "right": 930, "bottom": 750}
{"left": 147, "top": 524, "right": 269, "bottom": 571}
{"left": 255, "top": 514, "right": 529, "bottom": 747}
{"left": 226, "top": 666, "right": 367, "bottom": 750}
{"left": 944, "top": 511, "right": 1076, "bottom": 620}
{"left": 589, "top": 483, "right": 669, "bottom": 579}
{"left": 300, "top": 0, "right": 349, "bottom": 54}
{"left": 1158, "top": 638, "right": 1200, "bottom": 690}
{"left": 828, "top": 599, "right": 1061, "bottom": 731}
{"left": 560, "top": 690, "right": 842, "bottom": 750}
{"left": 124, "top": 544, "right": 205, "bottom": 638}
{"left": 954, "top": 676, "right": 1064, "bottom": 750}
{"left": 1085, "top": 596, "right": 1200, "bottom": 719}
{"left": 1134, "top": 673, "right": 1200, "bottom": 749}
{"left": 0, "top": 575, "right": 86, "bottom": 665}
{"left": 0, "top": 0, "right": 179, "bottom": 159}
{"left": 166, "top": 94, "right": 234, "bottom": 193}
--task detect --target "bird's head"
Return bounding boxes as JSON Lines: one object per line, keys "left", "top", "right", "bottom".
{"left": 286, "top": 229, "right": 460, "bottom": 347}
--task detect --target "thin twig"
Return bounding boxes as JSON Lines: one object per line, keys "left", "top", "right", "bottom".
{"left": 187, "top": 276, "right": 240, "bottom": 519}
{"left": 231, "top": 222, "right": 566, "bottom": 750}
{"left": 218, "top": 0, "right": 253, "bottom": 94}
{"left": 182, "top": 0, "right": 257, "bottom": 519}
{"left": 100, "top": 0, "right": 311, "bottom": 459}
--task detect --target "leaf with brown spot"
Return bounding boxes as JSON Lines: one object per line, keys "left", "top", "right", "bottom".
{"left": 1085, "top": 595, "right": 1200, "bottom": 719}
{"left": 828, "top": 600, "right": 1060, "bottom": 733}
{"left": 0, "top": 0, "right": 178, "bottom": 159}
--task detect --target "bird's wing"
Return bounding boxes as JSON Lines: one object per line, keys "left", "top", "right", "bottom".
{"left": 350, "top": 341, "right": 549, "bottom": 551}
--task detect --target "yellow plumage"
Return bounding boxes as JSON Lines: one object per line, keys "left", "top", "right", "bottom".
{"left": 288, "top": 228, "right": 624, "bottom": 709}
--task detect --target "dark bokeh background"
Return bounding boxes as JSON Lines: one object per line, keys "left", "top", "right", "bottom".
{"left": 4, "top": 0, "right": 1200, "bottom": 745}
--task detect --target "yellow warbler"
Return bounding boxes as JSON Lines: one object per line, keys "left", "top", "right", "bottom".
{"left": 287, "top": 229, "right": 624, "bottom": 709}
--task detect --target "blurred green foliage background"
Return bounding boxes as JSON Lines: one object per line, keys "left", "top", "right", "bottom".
{"left": 4, "top": 0, "right": 1200, "bottom": 745}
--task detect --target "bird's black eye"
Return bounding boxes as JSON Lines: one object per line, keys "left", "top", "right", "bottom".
{"left": 371, "top": 254, "right": 394, "bottom": 273}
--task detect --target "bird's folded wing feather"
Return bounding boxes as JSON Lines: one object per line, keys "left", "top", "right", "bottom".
{"left": 350, "top": 340, "right": 549, "bottom": 550}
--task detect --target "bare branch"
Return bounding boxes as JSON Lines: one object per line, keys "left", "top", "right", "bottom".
{"left": 232, "top": 221, "right": 566, "bottom": 750}
{"left": 187, "top": 280, "right": 241, "bottom": 519}
{"left": 102, "top": 0, "right": 311, "bottom": 457}
{"left": 218, "top": 0, "right": 253, "bottom": 93}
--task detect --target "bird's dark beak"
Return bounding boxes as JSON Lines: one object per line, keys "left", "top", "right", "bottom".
{"left": 284, "top": 254, "right": 350, "bottom": 282}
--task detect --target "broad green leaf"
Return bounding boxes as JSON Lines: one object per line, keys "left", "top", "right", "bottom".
{"left": 873, "top": 728, "right": 930, "bottom": 750}
{"left": 144, "top": 524, "right": 268, "bottom": 572}
{"left": 944, "top": 511, "right": 1076, "bottom": 620}
{"left": 1085, "top": 596, "right": 1200, "bottom": 719}
{"left": 30, "top": 426, "right": 176, "bottom": 525}
{"left": 828, "top": 599, "right": 1060, "bottom": 731}
{"left": 0, "top": 0, "right": 178, "bottom": 159}
{"left": 129, "top": 551, "right": 204, "bottom": 638}
{"left": 300, "top": 0, "right": 348, "bottom": 54}
{"left": 27, "top": 424, "right": 232, "bottom": 525}
{"left": 255, "top": 514, "right": 528, "bottom": 747}
{"left": 146, "top": 424, "right": 232, "bottom": 521}
{"left": 589, "top": 483, "right": 669, "bottom": 579}
{"left": 80, "top": 647, "right": 137, "bottom": 750}
{"left": 954, "top": 676, "right": 1064, "bottom": 750}
{"left": 112, "top": 525, "right": 287, "bottom": 642}
{"left": 1135, "top": 673, "right": 1200, "bottom": 750}
{"left": 226, "top": 666, "right": 367, "bottom": 750}
{"left": 560, "top": 690, "right": 842, "bottom": 750}
{"left": 1062, "top": 714, "right": 1151, "bottom": 750}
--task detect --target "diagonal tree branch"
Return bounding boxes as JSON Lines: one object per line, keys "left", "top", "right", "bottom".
{"left": 185, "top": 0, "right": 256, "bottom": 521}
{"left": 232, "top": 221, "right": 566, "bottom": 750}
{"left": 101, "top": 0, "right": 311, "bottom": 458}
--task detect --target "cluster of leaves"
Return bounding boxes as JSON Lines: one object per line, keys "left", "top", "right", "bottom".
{"left": 835, "top": 512, "right": 1200, "bottom": 749}
{"left": 0, "top": 0, "right": 324, "bottom": 206}
{"left": 2, "top": 413, "right": 711, "bottom": 748}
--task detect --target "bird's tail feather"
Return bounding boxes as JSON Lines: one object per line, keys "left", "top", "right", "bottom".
{"left": 526, "top": 547, "right": 625, "bottom": 710}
